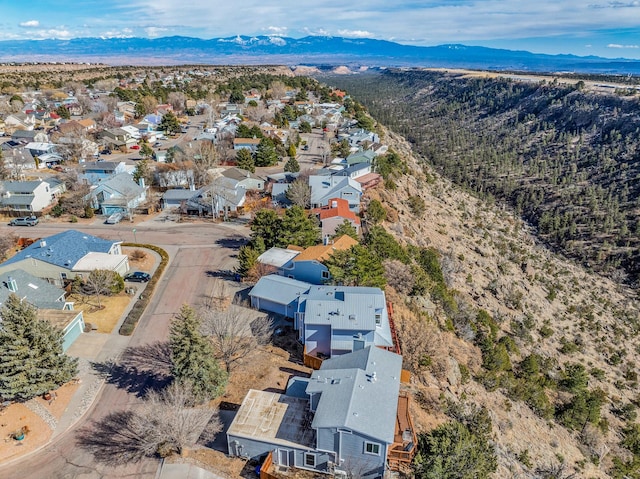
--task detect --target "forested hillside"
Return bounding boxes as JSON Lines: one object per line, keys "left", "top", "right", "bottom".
{"left": 325, "top": 70, "right": 640, "bottom": 283}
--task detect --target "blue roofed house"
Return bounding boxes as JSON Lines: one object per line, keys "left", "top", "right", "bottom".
{"left": 0, "top": 270, "right": 85, "bottom": 352}
{"left": 309, "top": 175, "right": 362, "bottom": 213}
{"left": 227, "top": 346, "right": 416, "bottom": 478}
{"left": 79, "top": 161, "right": 129, "bottom": 185}
{"left": 88, "top": 172, "right": 147, "bottom": 216}
{"left": 249, "top": 275, "right": 311, "bottom": 318}
{"left": 295, "top": 285, "right": 395, "bottom": 362}
{"left": 0, "top": 230, "right": 129, "bottom": 287}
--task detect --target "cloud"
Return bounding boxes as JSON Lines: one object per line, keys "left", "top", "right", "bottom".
{"left": 145, "top": 26, "right": 168, "bottom": 38}
{"left": 337, "top": 29, "right": 373, "bottom": 38}
{"left": 265, "top": 26, "right": 287, "bottom": 36}
{"left": 19, "top": 20, "right": 40, "bottom": 28}
{"left": 607, "top": 43, "right": 640, "bottom": 48}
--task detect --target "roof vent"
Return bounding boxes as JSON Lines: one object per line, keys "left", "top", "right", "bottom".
{"left": 39, "top": 240, "right": 47, "bottom": 248}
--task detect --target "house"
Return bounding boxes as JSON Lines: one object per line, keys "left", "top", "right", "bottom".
{"left": 309, "top": 175, "right": 362, "bottom": 212}
{"left": 249, "top": 275, "right": 311, "bottom": 318}
{"left": 233, "top": 138, "right": 261, "bottom": 152}
{"left": 88, "top": 173, "right": 147, "bottom": 215}
{"left": 220, "top": 167, "right": 265, "bottom": 191}
{"left": 204, "top": 176, "right": 247, "bottom": 218}
{"left": 276, "top": 235, "right": 358, "bottom": 284}
{"left": 295, "top": 285, "right": 394, "bottom": 359}
{"left": 345, "top": 150, "right": 376, "bottom": 166}
{"left": 228, "top": 346, "right": 411, "bottom": 479}
{"left": 79, "top": 161, "right": 128, "bottom": 185}
{"left": 0, "top": 270, "right": 85, "bottom": 352}
{"left": 161, "top": 188, "right": 200, "bottom": 210}
{"left": 0, "top": 180, "right": 55, "bottom": 214}
{"left": 24, "top": 142, "right": 59, "bottom": 158}
{"left": 11, "top": 129, "right": 48, "bottom": 143}
{"left": 0, "top": 230, "right": 129, "bottom": 287}
{"left": 314, "top": 197, "right": 361, "bottom": 239}
{"left": 330, "top": 161, "right": 372, "bottom": 180}
{"left": 5, "top": 113, "right": 36, "bottom": 131}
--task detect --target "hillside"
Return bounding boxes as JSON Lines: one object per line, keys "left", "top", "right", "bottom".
{"left": 324, "top": 70, "right": 640, "bottom": 286}
{"left": 365, "top": 123, "right": 640, "bottom": 477}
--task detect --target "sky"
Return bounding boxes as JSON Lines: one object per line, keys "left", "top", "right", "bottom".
{"left": 1, "top": 0, "right": 640, "bottom": 60}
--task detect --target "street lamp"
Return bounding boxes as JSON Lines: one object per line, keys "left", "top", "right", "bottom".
{"left": 132, "top": 228, "right": 137, "bottom": 243}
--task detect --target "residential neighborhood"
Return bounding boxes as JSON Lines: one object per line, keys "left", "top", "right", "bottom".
{"left": 0, "top": 67, "right": 421, "bottom": 479}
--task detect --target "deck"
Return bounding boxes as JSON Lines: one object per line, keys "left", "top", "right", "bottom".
{"left": 387, "top": 392, "right": 417, "bottom": 473}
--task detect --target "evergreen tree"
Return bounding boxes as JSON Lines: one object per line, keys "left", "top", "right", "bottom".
{"left": 299, "top": 120, "right": 312, "bottom": 133}
{"left": 0, "top": 295, "right": 78, "bottom": 401}
{"left": 284, "top": 156, "right": 300, "bottom": 173}
{"left": 56, "top": 105, "right": 71, "bottom": 119}
{"left": 332, "top": 220, "right": 359, "bottom": 241}
{"left": 250, "top": 209, "right": 281, "bottom": 248}
{"left": 287, "top": 143, "right": 297, "bottom": 159}
{"left": 236, "top": 245, "right": 260, "bottom": 279}
{"left": 160, "top": 111, "right": 181, "bottom": 135}
{"left": 279, "top": 206, "right": 319, "bottom": 248}
{"left": 140, "top": 141, "right": 154, "bottom": 160}
{"left": 364, "top": 225, "right": 409, "bottom": 263}
{"left": 325, "top": 245, "right": 386, "bottom": 288}
{"left": 255, "top": 138, "right": 278, "bottom": 167}
{"left": 366, "top": 199, "right": 387, "bottom": 224}
{"left": 169, "top": 305, "right": 227, "bottom": 403}
{"left": 235, "top": 148, "right": 255, "bottom": 173}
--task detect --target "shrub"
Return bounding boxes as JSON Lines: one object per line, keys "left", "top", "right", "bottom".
{"left": 118, "top": 244, "right": 169, "bottom": 336}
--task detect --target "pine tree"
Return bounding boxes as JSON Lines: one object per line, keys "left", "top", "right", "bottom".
{"left": 236, "top": 245, "right": 260, "bottom": 279}
{"left": 250, "top": 208, "right": 282, "bottom": 248}
{"left": 0, "top": 295, "right": 78, "bottom": 401}
{"left": 332, "top": 220, "right": 358, "bottom": 240}
{"left": 325, "top": 245, "right": 386, "bottom": 288}
{"left": 278, "top": 205, "right": 319, "bottom": 248}
{"left": 284, "top": 156, "right": 300, "bottom": 173}
{"left": 235, "top": 148, "right": 255, "bottom": 173}
{"left": 169, "top": 305, "right": 227, "bottom": 403}
{"left": 255, "top": 138, "right": 278, "bottom": 167}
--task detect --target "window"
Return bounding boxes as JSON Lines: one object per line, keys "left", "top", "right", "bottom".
{"left": 321, "top": 270, "right": 329, "bottom": 279}
{"left": 375, "top": 314, "right": 381, "bottom": 326}
{"left": 364, "top": 442, "right": 380, "bottom": 455}
{"left": 304, "top": 453, "right": 316, "bottom": 467}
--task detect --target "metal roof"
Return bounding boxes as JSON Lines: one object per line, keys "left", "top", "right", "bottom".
{"left": 249, "top": 274, "right": 310, "bottom": 305}
{"left": 2, "top": 230, "right": 120, "bottom": 270}
{"left": 257, "top": 248, "right": 300, "bottom": 268}
{"left": 306, "top": 346, "right": 402, "bottom": 444}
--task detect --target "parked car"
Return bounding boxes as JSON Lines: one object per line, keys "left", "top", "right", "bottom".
{"left": 302, "top": 144, "right": 309, "bottom": 150}
{"left": 100, "top": 149, "right": 111, "bottom": 155}
{"left": 9, "top": 216, "right": 38, "bottom": 226}
{"left": 124, "top": 271, "right": 151, "bottom": 282}
{"left": 105, "top": 212, "right": 123, "bottom": 224}
{"left": 130, "top": 145, "right": 140, "bottom": 150}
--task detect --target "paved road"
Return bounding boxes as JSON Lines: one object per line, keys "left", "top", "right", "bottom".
{"left": 0, "top": 220, "right": 249, "bottom": 479}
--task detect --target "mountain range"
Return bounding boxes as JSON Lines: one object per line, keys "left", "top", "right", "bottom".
{"left": 1, "top": 35, "right": 640, "bottom": 74}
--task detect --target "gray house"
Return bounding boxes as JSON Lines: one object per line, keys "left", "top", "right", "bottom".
{"left": 249, "top": 275, "right": 310, "bottom": 318}
{"left": 309, "top": 175, "right": 362, "bottom": 213}
{"left": 88, "top": 173, "right": 147, "bottom": 215}
{"left": 0, "top": 269, "right": 85, "bottom": 352}
{"left": 221, "top": 167, "right": 265, "bottom": 191}
{"left": 295, "top": 285, "right": 394, "bottom": 360}
{"left": 227, "top": 346, "right": 404, "bottom": 478}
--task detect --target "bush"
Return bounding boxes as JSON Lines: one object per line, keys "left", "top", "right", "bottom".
{"left": 118, "top": 244, "right": 169, "bottom": 336}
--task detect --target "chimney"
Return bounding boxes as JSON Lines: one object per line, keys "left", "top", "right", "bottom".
{"left": 7, "top": 276, "right": 17, "bottom": 293}
{"left": 40, "top": 240, "right": 47, "bottom": 248}
{"left": 323, "top": 235, "right": 330, "bottom": 246}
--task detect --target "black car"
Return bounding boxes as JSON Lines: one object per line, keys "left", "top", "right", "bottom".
{"left": 124, "top": 271, "right": 151, "bottom": 282}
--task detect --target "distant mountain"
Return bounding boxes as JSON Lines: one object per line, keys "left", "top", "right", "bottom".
{"left": 1, "top": 35, "right": 640, "bottom": 74}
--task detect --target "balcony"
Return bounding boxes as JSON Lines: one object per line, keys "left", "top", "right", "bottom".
{"left": 387, "top": 392, "right": 417, "bottom": 473}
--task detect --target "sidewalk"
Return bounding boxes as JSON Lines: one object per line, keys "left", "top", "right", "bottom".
{"left": 1, "top": 246, "right": 162, "bottom": 464}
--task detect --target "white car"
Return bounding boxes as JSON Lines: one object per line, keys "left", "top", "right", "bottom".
{"left": 105, "top": 212, "right": 123, "bottom": 224}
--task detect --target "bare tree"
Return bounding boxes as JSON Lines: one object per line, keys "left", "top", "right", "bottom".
{"left": 173, "top": 140, "right": 219, "bottom": 186}
{"left": 83, "top": 269, "right": 120, "bottom": 308}
{"left": 77, "top": 381, "right": 221, "bottom": 464}
{"left": 0, "top": 232, "right": 18, "bottom": 261}
{"left": 167, "top": 92, "right": 186, "bottom": 113}
{"left": 395, "top": 311, "right": 447, "bottom": 378}
{"left": 201, "top": 279, "right": 231, "bottom": 311}
{"left": 382, "top": 259, "right": 415, "bottom": 295}
{"left": 285, "top": 178, "right": 311, "bottom": 208}
{"left": 200, "top": 306, "right": 273, "bottom": 373}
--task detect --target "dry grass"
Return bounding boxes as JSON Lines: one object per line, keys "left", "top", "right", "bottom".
{"left": 176, "top": 448, "right": 247, "bottom": 478}
{"left": 72, "top": 293, "right": 133, "bottom": 334}
{"left": 0, "top": 405, "right": 51, "bottom": 462}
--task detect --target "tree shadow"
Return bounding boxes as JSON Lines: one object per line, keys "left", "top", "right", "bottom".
{"left": 215, "top": 236, "right": 248, "bottom": 250}
{"left": 76, "top": 410, "right": 149, "bottom": 466}
{"left": 91, "top": 342, "right": 172, "bottom": 398}
{"left": 205, "top": 269, "right": 238, "bottom": 281}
